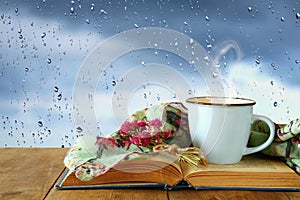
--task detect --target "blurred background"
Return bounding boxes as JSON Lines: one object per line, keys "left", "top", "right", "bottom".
{"left": 1, "top": 0, "right": 299, "bottom": 147}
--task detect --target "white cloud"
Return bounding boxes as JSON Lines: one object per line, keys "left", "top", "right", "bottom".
{"left": 224, "top": 62, "right": 300, "bottom": 123}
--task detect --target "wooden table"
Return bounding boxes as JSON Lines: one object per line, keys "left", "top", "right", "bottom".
{"left": 0, "top": 148, "right": 299, "bottom": 200}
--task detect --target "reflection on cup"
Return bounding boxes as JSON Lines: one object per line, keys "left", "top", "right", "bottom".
{"left": 186, "top": 96, "right": 275, "bottom": 164}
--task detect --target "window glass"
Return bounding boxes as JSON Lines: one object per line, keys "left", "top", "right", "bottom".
{"left": 1, "top": 0, "right": 299, "bottom": 147}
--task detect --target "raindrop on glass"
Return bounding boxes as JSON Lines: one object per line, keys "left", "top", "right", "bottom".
{"left": 85, "top": 19, "right": 90, "bottom": 24}
{"left": 47, "top": 58, "right": 52, "bottom": 64}
{"left": 271, "top": 63, "right": 276, "bottom": 69}
{"left": 76, "top": 127, "right": 83, "bottom": 133}
{"left": 70, "top": 7, "right": 74, "bottom": 13}
{"left": 15, "top": 8, "right": 18, "bottom": 13}
{"left": 280, "top": 17, "right": 285, "bottom": 22}
{"left": 90, "top": 3, "right": 95, "bottom": 11}
{"left": 212, "top": 72, "right": 218, "bottom": 78}
{"left": 112, "top": 80, "right": 116, "bottom": 86}
{"left": 189, "top": 38, "right": 194, "bottom": 45}
{"left": 255, "top": 59, "right": 260, "bottom": 65}
{"left": 134, "top": 23, "right": 139, "bottom": 28}
{"left": 156, "top": 94, "right": 160, "bottom": 101}
{"left": 41, "top": 32, "right": 46, "bottom": 39}
{"left": 270, "top": 80, "right": 274, "bottom": 85}
{"left": 273, "top": 101, "right": 278, "bottom": 107}
{"left": 100, "top": 9, "right": 107, "bottom": 14}
{"left": 37, "top": 121, "right": 43, "bottom": 127}
{"left": 205, "top": 16, "right": 210, "bottom": 21}
{"left": 296, "top": 13, "right": 300, "bottom": 19}
{"left": 57, "top": 93, "right": 62, "bottom": 101}
{"left": 295, "top": 59, "right": 299, "bottom": 64}
{"left": 248, "top": 6, "right": 253, "bottom": 12}
{"left": 54, "top": 86, "right": 59, "bottom": 92}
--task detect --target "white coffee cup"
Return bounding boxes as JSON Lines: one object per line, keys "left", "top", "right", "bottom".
{"left": 186, "top": 96, "right": 275, "bottom": 164}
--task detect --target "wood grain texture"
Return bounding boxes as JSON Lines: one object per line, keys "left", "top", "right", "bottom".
{"left": 0, "top": 148, "right": 298, "bottom": 200}
{"left": 46, "top": 189, "right": 168, "bottom": 200}
{"left": 0, "top": 148, "right": 68, "bottom": 200}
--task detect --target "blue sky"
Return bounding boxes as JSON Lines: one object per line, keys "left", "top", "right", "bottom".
{"left": 1, "top": 0, "right": 299, "bottom": 147}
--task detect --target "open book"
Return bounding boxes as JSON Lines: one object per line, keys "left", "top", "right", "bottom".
{"left": 56, "top": 153, "right": 300, "bottom": 191}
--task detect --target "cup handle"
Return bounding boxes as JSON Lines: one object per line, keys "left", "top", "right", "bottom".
{"left": 243, "top": 114, "right": 275, "bottom": 155}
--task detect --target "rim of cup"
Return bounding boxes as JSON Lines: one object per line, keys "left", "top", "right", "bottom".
{"left": 186, "top": 96, "right": 256, "bottom": 107}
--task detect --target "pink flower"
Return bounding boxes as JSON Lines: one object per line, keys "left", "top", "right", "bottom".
{"left": 139, "top": 131, "right": 151, "bottom": 146}
{"left": 134, "top": 120, "right": 147, "bottom": 127}
{"left": 153, "top": 131, "right": 161, "bottom": 139}
{"left": 140, "top": 137, "right": 151, "bottom": 146}
{"left": 163, "top": 130, "right": 171, "bottom": 139}
{"left": 120, "top": 121, "right": 132, "bottom": 135}
{"left": 130, "top": 136, "right": 140, "bottom": 146}
{"left": 149, "top": 118, "right": 163, "bottom": 128}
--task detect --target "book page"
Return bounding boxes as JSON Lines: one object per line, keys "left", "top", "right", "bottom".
{"left": 184, "top": 154, "right": 300, "bottom": 189}
{"left": 201, "top": 154, "right": 293, "bottom": 172}
{"left": 61, "top": 152, "right": 184, "bottom": 187}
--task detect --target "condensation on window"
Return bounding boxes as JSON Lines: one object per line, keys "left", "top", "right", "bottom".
{"left": 0, "top": 0, "right": 299, "bottom": 147}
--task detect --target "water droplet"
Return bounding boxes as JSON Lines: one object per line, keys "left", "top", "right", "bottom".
{"left": 156, "top": 94, "right": 160, "bottom": 101}
{"left": 280, "top": 17, "right": 285, "bottom": 22}
{"left": 76, "top": 127, "right": 83, "bottom": 133}
{"left": 90, "top": 3, "right": 95, "bottom": 11}
{"left": 100, "top": 9, "right": 107, "bottom": 14}
{"left": 24, "top": 67, "right": 29, "bottom": 73}
{"left": 204, "top": 56, "right": 210, "bottom": 62}
{"left": 212, "top": 72, "right": 218, "bottom": 78}
{"left": 296, "top": 13, "right": 300, "bottom": 19}
{"left": 54, "top": 86, "right": 59, "bottom": 92}
{"left": 273, "top": 101, "right": 278, "bottom": 107}
{"left": 37, "top": 121, "right": 43, "bottom": 127}
{"left": 70, "top": 7, "right": 74, "bottom": 13}
{"left": 15, "top": 8, "right": 18, "bottom": 13}
{"left": 255, "top": 59, "right": 260, "bottom": 65}
{"left": 47, "top": 58, "right": 52, "bottom": 64}
{"left": 205, "top": 16, "right": 210, "bottom": 21}
{"left": 189, "top": 38, "right": 194, "bottom": 45}
{"left": 295, "top": 59, "right": 299, "bottom": 64}
{"left": 270, "top": 81, "right": 274, "bottom": 85}
{"left": 18, "top": 29, "right": 22, "bottom": 33}
{"left": 143, "top": 93, "right": 147, "bottom": 99}
{"left": 174, "top": 41, "right": 178, "bottom": 47}
{"left": 134, "top": 23, "right": 139, "bottom": 28}
{"left": 248, "top": 6, "right": 253, "bottom": 12}
{"left": 85, "top": 19, "right": 90, "bottom": 24}
{"left": 112, "top": 80, "right": 116, "bottom": 86}
{"left": 271, "top": 63, "right": 276, "bottom": 69}
{"left": 41, "top": 32, "right": 46, "bottom": 39}
{"left": 188, "top": 89, "right": 193, "bottom": 95}
{"left": 57, "top": 93, "right": 62, "bottom": 101}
